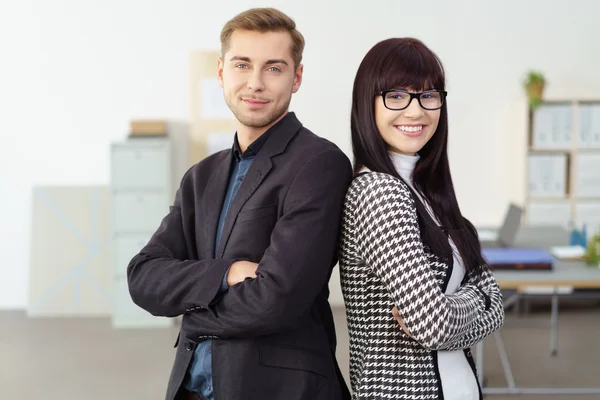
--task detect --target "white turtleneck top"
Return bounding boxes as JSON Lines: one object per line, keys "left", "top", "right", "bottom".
{"left": 388, "top": 151, "right": 479, "bottom": 400}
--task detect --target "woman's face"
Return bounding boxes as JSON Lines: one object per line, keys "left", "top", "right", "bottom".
{"left": 374, "top": 89, "right": 441, "bottom": 156}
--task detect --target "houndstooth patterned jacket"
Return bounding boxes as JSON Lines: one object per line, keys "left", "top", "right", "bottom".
{"left": 339, "top": 172, "right": 505, "bottom": 399}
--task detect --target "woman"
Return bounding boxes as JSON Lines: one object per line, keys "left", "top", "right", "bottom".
{"left": 339, "top": 37, "right": 505, "bottom": 400}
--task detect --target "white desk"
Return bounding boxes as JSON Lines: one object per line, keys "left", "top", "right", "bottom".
{"left": 477, "top": 226, "right": 600, "bottom": 395}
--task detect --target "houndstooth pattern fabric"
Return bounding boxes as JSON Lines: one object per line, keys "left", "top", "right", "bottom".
{"left": 442, "top": 264, "right": 505, "bottom": 351}
{"left": 339, "top": 172, "right": 505, "bottom": 399}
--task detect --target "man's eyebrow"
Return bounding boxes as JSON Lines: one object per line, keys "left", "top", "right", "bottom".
{"left": 265, "top": 59, "right": 288, "bottom": 66}
{"left": 230, "top": 56, "right": 251, "bottom": 62}
{"left": 229, "top": 56, "right": 288, "bottom": 66}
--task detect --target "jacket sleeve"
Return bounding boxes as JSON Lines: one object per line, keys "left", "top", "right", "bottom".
{"left": 354, "top": 174, "right": 489, "bottom": 350}
{"left": 126, "top": 178, "right": 237, "bottom": 318}
{"left": 438, "top": 264, "right": 505, "bottom": 350}
{"left": 182, "top": 149, "right": 353, "bottom": 339}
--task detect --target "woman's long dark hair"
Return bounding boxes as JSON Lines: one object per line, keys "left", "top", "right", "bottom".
{"left": 351, "top": 37, "right": 485, "bottom": 272}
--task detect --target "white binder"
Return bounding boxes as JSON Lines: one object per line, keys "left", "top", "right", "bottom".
{"left": 528, "top": 153, "right": 567, "bottom": 198}
{"left": 574, "top": 153, "right": 600, "bottom": 197}
{"left": 590, "top": 103, "right": 600, "bottom": 148}
{"left": 578, "top": 104, "right": 591, "bottom": 148}
{"left": 533, "top": 104, "right": 572, "bottom": 149}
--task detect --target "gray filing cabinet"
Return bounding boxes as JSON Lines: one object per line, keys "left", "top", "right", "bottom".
{"left": 110, "top": 137, "right": 173, "bottom": 328}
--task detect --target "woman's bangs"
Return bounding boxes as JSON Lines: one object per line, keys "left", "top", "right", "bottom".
{"left": 375, "top": 46, "right": 444, "bottom": 93}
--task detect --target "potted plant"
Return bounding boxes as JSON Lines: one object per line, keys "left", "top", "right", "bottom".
{"left": 584, "top": 229, "right": 600, "bottom": 267}
{"left": 523, "top": 71, "right": 546, "bottom": 109}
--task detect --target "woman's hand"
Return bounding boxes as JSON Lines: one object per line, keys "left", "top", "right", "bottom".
{"left": 392, "top": 306, "right": 413, "bottom": 337}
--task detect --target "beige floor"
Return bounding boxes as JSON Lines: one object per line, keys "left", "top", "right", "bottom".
{"left": 1, "top": 302, "right": 599, "bottom": 400}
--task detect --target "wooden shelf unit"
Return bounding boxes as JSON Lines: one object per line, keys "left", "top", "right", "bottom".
{"left": 523, "top": 99, "right": 600, "bottom": 232}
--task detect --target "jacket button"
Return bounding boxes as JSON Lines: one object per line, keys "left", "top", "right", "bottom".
{"left": 184, "top": 342, "right": 192, "bottom": 351}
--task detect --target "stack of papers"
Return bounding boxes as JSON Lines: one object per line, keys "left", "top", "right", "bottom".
{"left": 550, "top": 245, "right": 586, "bottom": 260}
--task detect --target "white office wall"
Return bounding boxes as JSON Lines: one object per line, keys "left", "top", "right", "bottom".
{"left": 1, "top": 0, "right": 599, "bottom": 308}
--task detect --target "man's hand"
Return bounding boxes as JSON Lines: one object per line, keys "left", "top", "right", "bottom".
{"left": 392, "top": 306, "right": 412, "bottom": 337}
{"left": 226, "top": 261, "right": 259, "bottom": 286}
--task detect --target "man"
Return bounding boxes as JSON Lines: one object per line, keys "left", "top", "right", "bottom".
{"left": 126, "top": 7, "right": 352, "bottom": 400}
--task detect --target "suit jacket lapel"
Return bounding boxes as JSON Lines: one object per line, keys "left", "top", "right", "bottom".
{"left": 203, "top": 150, "right": 233, "bottom": 258}
{"left": 216, "top": 156, "right": 272, "bottom": 258}
{"left": 214, "top": 112, "right": 303, "bottom": 258}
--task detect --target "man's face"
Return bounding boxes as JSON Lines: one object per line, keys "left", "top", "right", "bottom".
{"left": 218, "top": 29, "right": 303, "bottom": 130}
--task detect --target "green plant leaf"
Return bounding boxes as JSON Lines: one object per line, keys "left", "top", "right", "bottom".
{"left": 529, "top": 97, "right": 542, "bottom": 109}
{"left": 523, "top": 70, "right": 546, "bottom": 85}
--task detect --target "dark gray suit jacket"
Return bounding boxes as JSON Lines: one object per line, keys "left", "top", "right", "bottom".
{"left": 126, "top": 113, "right": 353, "bottom": 400}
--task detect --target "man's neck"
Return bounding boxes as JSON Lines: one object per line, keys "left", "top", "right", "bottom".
{"left": 236, "top": 111, "right": 288, "bottom": 153}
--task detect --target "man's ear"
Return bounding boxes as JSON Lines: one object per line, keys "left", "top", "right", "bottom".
{"left": 292, "top": 63, "right": 303, "bottom": 93}
{"left": 217, "top": 56, "right": 224, "bottom": 88}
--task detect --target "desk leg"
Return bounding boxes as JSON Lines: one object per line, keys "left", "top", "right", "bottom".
{"left": 475, "top": 340, "right": 484, "bottom": 387}
{"left": 495, "top": 330, "right": 517, "bottom": 389}
{"left": 551, "top": 294, "right": 559, "bottom": 356}
{"left": 482, "top": 291, "right": 600, "bottom": 395}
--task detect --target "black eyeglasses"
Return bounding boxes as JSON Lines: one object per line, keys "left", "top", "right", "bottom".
{"left": 378, "top": 89, "right": 447, "bottom": 111}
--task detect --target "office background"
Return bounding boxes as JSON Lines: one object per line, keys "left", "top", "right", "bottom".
{"left": 2, "top": 0, "right": 600, "bottom": 309}
{"left": 1, "top": 1, "right": 600, "bottom": 399}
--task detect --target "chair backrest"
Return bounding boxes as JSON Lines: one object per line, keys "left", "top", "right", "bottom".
{"left": 498, "top": 203, "right": 524, "bottom": 247}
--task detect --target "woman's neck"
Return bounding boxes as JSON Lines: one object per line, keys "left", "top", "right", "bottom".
{"left": 388, "top": 150, "right": 420, "bottom": 185}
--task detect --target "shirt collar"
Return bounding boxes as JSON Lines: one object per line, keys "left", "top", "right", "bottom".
{"left": 232, "top": 112, "right": 292, "bottom": 161}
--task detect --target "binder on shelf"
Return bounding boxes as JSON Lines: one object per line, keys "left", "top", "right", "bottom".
{"left": 527, "top": 153, "right": 567, "bottom": 198}
{"left": 577, "top": 103, "right": 600, "bottom": 149}
{"left": 590, "top": 103, "right": 600, "bottom": 148}
{"left": 578, "top": 104, "right": 592, "bottom": 148}
{"left": 574, "top": 153, "right": 600, "bottom": 197}
{"left": 532, "top": 103, "right": 572, "bottom": 150}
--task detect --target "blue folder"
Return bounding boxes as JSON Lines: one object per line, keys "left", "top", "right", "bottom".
{"left": 482, "top": 248, "right": 554, "bottom": 269}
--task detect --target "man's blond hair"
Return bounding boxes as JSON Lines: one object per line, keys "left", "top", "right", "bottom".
{"left": 220, "top": 8, "right": 305, "bottom": 68}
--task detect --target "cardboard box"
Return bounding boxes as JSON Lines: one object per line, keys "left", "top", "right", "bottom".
{"left": 129, "top": 120, "right": 168, "bottom": 136}
{"left": 189, "top": 50, "right": 236, "bottom": 165}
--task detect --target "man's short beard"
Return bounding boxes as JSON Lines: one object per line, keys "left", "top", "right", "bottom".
{"left": 227, "top": 95, "right": 291, "bottom": 129}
